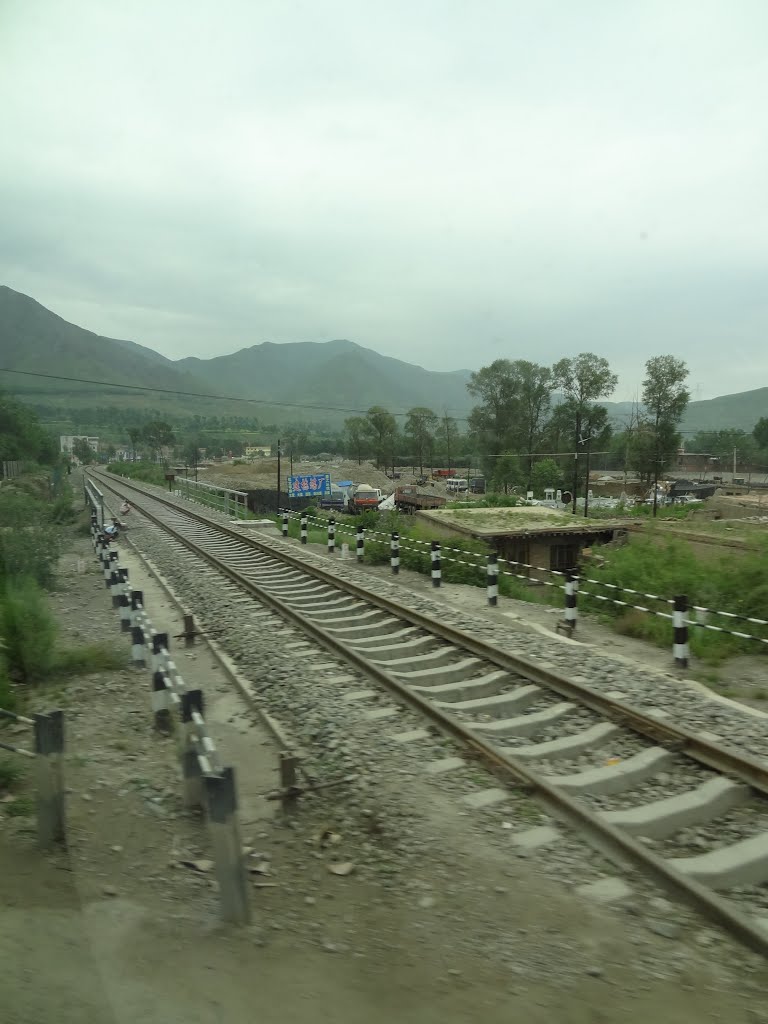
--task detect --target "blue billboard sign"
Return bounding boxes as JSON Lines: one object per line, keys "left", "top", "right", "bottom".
{"left": 287, "top": 473, "right": 331, "bottom": 497}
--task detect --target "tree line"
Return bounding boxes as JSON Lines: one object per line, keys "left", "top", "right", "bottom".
{"left": 340, "top": 353, "right": 692, "bottom": 497}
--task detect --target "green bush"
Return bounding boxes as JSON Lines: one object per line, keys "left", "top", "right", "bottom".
{"left": 107, "top": 461, "right": 167, "bottom": 486}
{"left": 581, "top": 536, "right": 768, "bottom": 660}
{"left": 0, "top": 577, "right": 58, "bottom": 682}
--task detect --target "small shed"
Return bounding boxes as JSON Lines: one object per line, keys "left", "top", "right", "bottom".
{"left": 414, "top": 506, "right": 628, "bottom": 579}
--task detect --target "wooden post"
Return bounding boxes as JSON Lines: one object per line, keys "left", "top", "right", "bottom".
{"left": 183, "top": 613, "right": 196, "bottom": 648}
{"left": 204, "top": 767, "right": 251, "bottom": 925}
{"left": 34, "top": 711, "right": 65, "bottom": 848}
{"left": 279, "top": 751, "right": 299, "bottom": 815}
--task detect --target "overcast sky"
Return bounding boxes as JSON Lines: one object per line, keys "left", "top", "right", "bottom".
{"left": 2, "top": 0, "right": 767, "bottom": 401}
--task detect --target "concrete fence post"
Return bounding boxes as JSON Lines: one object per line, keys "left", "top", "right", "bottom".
{"left": 151, "top": 632, "right": 169, "bottom": 676}
{"left": 327, "top": 518, "right": 336, "bottom": 554}
{"left": 204, "top": 767, "right": 251, "bottom": 925}
{"left": 431, "top": 541, "right": 441, "bottom": 588}
{"left": 180, "top": 690, "right": 205, "bottom": 809}
{"left": 673, "top": 594, "right": 690, "bottom": 669}
{"left": 564, "top": 570, "right": 578, "bottom": 631}
{"left": 130, "top": 590, "right": 144, "bottom": 627}
{"left": 109, "top": 566, "right": 122, "bottom": 608}
{"left": 487, "top": 552, "right": 499, "bottom": 607}
{"left": 356, "top": 524, "right": 365, "bottom": 563}
{"left": 116, "top": 570, "right": 130, "bottom": 632}
{"left": 282, "top": 513, "right": 289, "bottom": 538}
{"left": 34, "top": 711, "right": 65, "bottom": 849}
{"left": 391, "top": 532, "right": 400, "bottom": 575}
{"left": 300, "top": 513, "right": 308, "bottom": 545}
{"left": 131, "top": 624, "right": 146, "bottom": 668}
{"left": 152, "top": 670, "right": 172, "bottom": 734}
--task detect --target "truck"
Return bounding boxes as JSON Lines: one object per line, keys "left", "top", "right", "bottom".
{"left": 350, "top": 484, "right": 382, "bottom": 513}
{"left": 319, "top": 485, "right": 349, "bottom": 512}
{"left": 394, "top": 486, "right": 447, "bottom": 513}
{"left": 431, "top": 468, "right": 457, "bottom": 479}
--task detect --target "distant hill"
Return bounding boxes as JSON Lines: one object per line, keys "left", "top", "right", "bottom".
{"left": 0, "top": 285, "right": 208, "bottom": 395}
{"left": 0, "top": 286, "right": 765, "bottom": 434}
{"left": 176, "top": 340, "right": 473, "bottom": 418}
{"left": 680, "top": 388, "right": 768, "bottom": 433}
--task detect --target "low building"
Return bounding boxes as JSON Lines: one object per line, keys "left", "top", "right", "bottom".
{"left": 60, "top": 435, "right": 99, "bottom": 455}
{"left": 414, "top": 505, "right": 629, "bottom": 578}
{"left": 244, "top": 445, "right": 272, "bottom": 458}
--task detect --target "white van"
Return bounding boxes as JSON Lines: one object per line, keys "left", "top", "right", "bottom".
{"left": 446, "top": 477, "right": 469, "bottom": 493}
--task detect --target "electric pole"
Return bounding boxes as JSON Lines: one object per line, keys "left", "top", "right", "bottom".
{"left": 276, "top": 438, "right": 281, "bottom": 514}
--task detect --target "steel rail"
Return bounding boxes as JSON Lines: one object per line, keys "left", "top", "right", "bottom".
{"left": 92, "top": 471, "right": 768, "bottom": 955}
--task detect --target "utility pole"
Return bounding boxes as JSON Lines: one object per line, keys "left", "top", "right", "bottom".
{"left": 280, "top": 436, "right": 286, "bottom": 512}
{"left": 583, "top": 434, "right": 593, "bottom": 518}
{"left": 733, "top": 447, "right": 737, "bottom": 479}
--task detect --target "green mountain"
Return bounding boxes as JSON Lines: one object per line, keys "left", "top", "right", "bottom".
{"left": 176, "top": 340, "right": 473, "bottom": 418}
{"left": 0, "top": 285, "right": 204, "bottom": 395}
{"left": 0, "top": 285, "right": 765, "bottom": 435}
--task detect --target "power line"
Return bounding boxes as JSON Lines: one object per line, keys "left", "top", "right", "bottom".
{"left": 0, "top": 366, "right": 470, "bottom": 421}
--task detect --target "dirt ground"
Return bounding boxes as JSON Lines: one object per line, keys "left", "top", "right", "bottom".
{"left": 3, "top": 517, "right": 768, "bottom": 1022}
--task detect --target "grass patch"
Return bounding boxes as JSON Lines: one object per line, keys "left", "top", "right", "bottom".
{"left": 53, "top": 644, "right": 126, "bottom": 676}
{"left": 0, "top": 758, "right": 25, "bottom": 790}
{"left": 5, "top": 795, "right": 33, "bottom": 817}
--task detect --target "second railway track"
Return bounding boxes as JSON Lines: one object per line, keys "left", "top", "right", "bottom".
{"left": 91, "top": 469, "right": 768, "bottom": 954}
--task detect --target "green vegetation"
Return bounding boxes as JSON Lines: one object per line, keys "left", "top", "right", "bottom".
{"left": 107, "top": 460, "right": 167, "bottom": 486}
{"left": 0, "top": 757, "right": 24, "bottom": 790}
{"left": 580, "top": 536, "right": 768, "bottom": 662}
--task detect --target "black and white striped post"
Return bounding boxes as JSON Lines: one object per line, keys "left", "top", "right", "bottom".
{"left": 130, "top": 590, "right": 144, "bottom": 627}
{"left": 564, "top": 570, "right": 578, "bottom": 632}
{"left": 204, "top": 766, "right": 251, "bottom": 925}
{"left": 356, "top": 524, "right": 365, "bottom": 563}
{"left": 152, "top": 668, "right": 172, "bottom": 734}
{"left": 431, "top": 541, "right": 442, "bottom": 588}
{"left": 487, "top": 552, "right": 499, "bottom": 607}
{"left": 282, "top": 513, "right": 289, "bottom": 538}
{"left": 34, "top": 711, "right": 65, "bottom": 849}
{"left": 673, "top": 594, "right": 690, "bottom": 669}
{"left": 118, "top": 569, "right": 131, "bottom": 632}
{"left": 151, "top": 632, "right": 169, "bottom": 677}
{"left": 300, "top": 513, "right": 308, "bottom": 545}
{"left": 109, "top": 566, "right": 121, "bottom": 607}
{"left": 131, "top": 621, "right": 146, "bottom": 668}
{"left": 390, "top": 532, "right": 400, "bottom": 574}
{"left": 180, "top": 689, "right": 205, "bottom": 809}
{"left": 327, "top": 517, "right": 336, "bottom": 554}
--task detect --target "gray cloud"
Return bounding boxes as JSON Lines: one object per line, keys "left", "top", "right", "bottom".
{"left": 2, "top": 0, "right": 767, "bottom": 401}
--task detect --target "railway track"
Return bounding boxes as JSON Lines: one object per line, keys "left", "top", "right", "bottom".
{"left": 91, "top": 470, "right": 768, "bottom": 954}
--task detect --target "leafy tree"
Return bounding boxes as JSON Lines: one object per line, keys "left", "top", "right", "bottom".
{"left": 71, "top": 437, "right": 95, "bottom": 465}
{"left": 404, "top": 407, "right": 438, "bottom": 473}
{"left": 491, "top": 451, "right": 525, "bottom": 493}
{"left": 343, "top": 416, "right": 367, "bottom": 464}
{"left": 439, "top": 414, "right": 458, "bottom": 470}
{"left": 0, "top": 392, "right": 58, "bottom": 465}
{"left": 642, "top": 355, "right": 690, "bottom": 512}
{"left": 127, "top": 427, "right": 143, "bottom": 460}
{"left": 529, "top": 458, "right": 563, "bottom": 495}
{"left": 552, "top": 354, "right": 618, "bottom": 511}
{"left": 688, "top": 429, "right": 759, "bottom": 472}
{"left": 142, "top": 420, "right": 175, "bottom": 461}
{"left": 362, "top": 407, "right": 396, "bottom": 469}
{"left": 754, "top": 417, "right": 768, "bottom": 451}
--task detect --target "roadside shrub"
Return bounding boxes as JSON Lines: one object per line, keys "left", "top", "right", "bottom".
{"left": 0, "top": 577, "right": 58, "bottom": 682}
{"left": 0, "top": 524, "right": 62, "bottom": 589}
